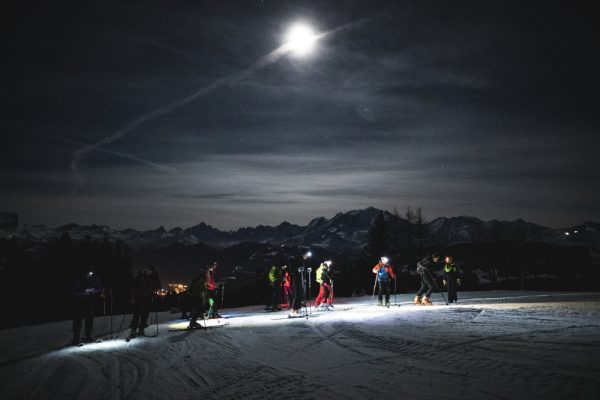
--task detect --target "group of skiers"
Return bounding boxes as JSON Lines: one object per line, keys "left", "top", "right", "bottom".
{"left": 185, "top": 262, "right": 222, "bottom": 330}
{"left": 266, "top": 253, "right": 335, "bottom": 317}
{"left": 70, "top": 251, "right": 461, "bottom": 344}
{"left": 70, "top": 264, "right": 162, "bottom": 345}
{"left": 373, "top": 253, "right": 461, "bottom": 306}
{"left": 414, "top": 253, "right": 461, "bottom": 305}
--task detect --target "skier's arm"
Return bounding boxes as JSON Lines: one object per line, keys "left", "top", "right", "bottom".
{"left": 372, "top": 263, "right": 381, "bottom": 274}
{"left": 389, "top": 266, "right": 396, "bottom": 279}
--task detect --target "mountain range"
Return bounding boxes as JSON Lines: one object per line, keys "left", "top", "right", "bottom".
{"left": 2, "top": 207, "right": 598, "bottom": 254}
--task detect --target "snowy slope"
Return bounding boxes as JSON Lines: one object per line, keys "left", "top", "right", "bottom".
{"left": 2, "top": 291, "right": 600, "bottom": 400}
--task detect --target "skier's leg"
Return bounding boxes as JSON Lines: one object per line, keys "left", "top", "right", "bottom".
{"left": 130, "top": 300, "right": 140, "bottom": 331}
{"left": 384, "top": 281, "right": 391, "bottom": 305}
{"left": 323, "top": 283, "right": 332, "bottom": 305}
{"left": 139, "top": 298, "right": 151, "bottom": 334}
{"left": 315, "top": 285, "right": 324, "bottom": 306}
{"left": 322, "top": 284, "right": 330, "bottom": 307}
{"left": 72, "top": 300, "right": 83, "bottom": 343}
{"left": 84, "top": 298, "right": 94, "bottom": 341}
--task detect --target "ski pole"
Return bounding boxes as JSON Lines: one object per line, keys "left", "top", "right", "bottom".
{"left": 307, "top": 268, "right": 312, "bottom": 315}
{"left": 154, "top": 295, "right": 159, "bottom": 336}
{"left": 109, "top": 288, "right": 114, "bottom": 339}
{"left": 372, "top": 274, "right": 378, "bottom": 297}
{"left": 220, "top": 283, "right": 225, "bottom": 310}
{"left": 394, "top": 276, "right": 397, "bottom": 305}
{"left": 116, "top": 297, "right": 133, "bottom": 339}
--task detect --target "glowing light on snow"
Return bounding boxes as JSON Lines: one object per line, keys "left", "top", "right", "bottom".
{"left": 284, "top": 23, "right": 318, "bottom": 56}
{"left": 58, "top": 339, "right": 134, "bottom": 355}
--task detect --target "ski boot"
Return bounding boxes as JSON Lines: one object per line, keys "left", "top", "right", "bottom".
{"left": 128, "top": 329, "right": 138, "bottom": 338}
{"left": 421, "top": 296, "right": 433, "bottom": 305}
{"left": 385, "top": 301, "right": 390, "bottom": 308}
{"left": 377, "top": 300, "right": 383, "bottom": 306}
{"left": 138, "top": 328, "right": 145, "bottom": 337}
{"left": 413, "top": 296, "right": 421, "bottom": 305}
{"left": 188, "top": 321, "right": 202, "bottom": 330}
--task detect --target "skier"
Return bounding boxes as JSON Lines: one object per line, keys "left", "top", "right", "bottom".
{"left": 315, "top": 261, "right": 333, "bottom": 310}
{"left": 72, "top": 267, "right": 102, "bottom": 345}
{"left": 372, "top": 257, "right": 395, "bottom": 307}
{"left": 205, "top": 262, "right": 221, "bottom": 319}
{"left": 414, "top": 253, "right": 441, "bottom": 305}
{"left": 288, "top": 255, "right": 305, "bottom": 317}
{"left": 267, "top": 265, "right": 282, "bottom": 311}
{"left": 187, "top": 272, "right": 206, "bottom": 329}
{"left": 129, "top": 265, "right": 162, "bottom": 338}
{"left": 443, "top": 256, "right": 461, "bottom": 303}
{"left": 282, "top": 265, "right": 293, "bottom": 308}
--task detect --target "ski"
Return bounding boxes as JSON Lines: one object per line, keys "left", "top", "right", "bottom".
{"left": 125, "top": 334, "right": 158, "bottom": 342}
{"left": 73, "top": 338, "right": 103, "bottom": 347}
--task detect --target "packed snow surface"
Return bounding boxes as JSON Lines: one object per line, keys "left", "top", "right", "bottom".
{"left": 2, "top": 291, "right": 600, "bottom": 399}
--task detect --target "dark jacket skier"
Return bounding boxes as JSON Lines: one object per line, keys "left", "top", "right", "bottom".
{"left": 289, "top": 255, "right": 306, "bottom": 317}
{"left": 415, "top": 253, "right": 440, "bottom": 305}
{"left": 187, "top": 272, "right": 207, "bottom": 329}
{"left": 72, "top": 268, "right": 102, "bottom": 344}
{"left": 443, "top": 256, "right": 460, "bottom": 303}
{"left": 129, "top": 265, "right": 162, "bottom": 337}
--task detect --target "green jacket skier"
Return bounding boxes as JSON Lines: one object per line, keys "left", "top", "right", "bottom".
{"left": 443, "top": 256, "right": 460, "bottom": 303}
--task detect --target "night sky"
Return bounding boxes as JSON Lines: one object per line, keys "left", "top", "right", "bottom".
{"left": 4, "top": 0, "right": 599, "bottom": 230}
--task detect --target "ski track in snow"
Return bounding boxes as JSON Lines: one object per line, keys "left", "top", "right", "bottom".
{"left": 1, "top": 291, "right": 600, "bottom": 399}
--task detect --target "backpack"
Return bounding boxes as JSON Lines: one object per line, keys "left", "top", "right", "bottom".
{"left": 378, "top": 266, "right": 389, "bottom": 281}
{"left": 315, "top": 266, "right": 324, "bottom": 285}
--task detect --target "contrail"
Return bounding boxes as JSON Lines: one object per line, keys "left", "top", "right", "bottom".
{"left": 53, "top": 135, "right": 178, "bottom": 174}
{"left": 70, "top": 17, "right": 375, "bottom": 178}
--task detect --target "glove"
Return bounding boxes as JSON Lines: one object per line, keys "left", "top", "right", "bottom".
{"left": 442, "top": 279, "right": 447, "bottom": 287}
{"left": 457, "top": 278, "right": 461, "bottom": 286}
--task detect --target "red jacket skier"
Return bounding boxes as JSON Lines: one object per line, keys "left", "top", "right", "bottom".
{"left": 372, "top": 257, "right": 396, "bottom": 307}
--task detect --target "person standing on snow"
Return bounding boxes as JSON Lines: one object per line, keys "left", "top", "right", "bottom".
{"left": 72, "top": 267, "right": 102, "bottom": 345}
{"left": 282, "top": 265, "right": 293, "bottom": 308}
{"left": 289, "top": 255, "right": 306, "bottom": 317}
{"left": 267, "top": 265, "right": 282, "bottom": 311}
{"left": 373, "top": 257, "right": 395, "bottom": 307}
{"left": 205, "top": 262, "right": 220, "bottom": 319}
{"left": 315, "top": 261, "right": 334, "bottom": 310}
{"left": 129, "top": 265, "right": 162, "bottom": 338}
{"left": 443, "top": 256, "right": 461, "bottom": 304}
{"left": 415, "top": 253, "right": 441, "bottom": 305}
{"left": 187, "top": 270, "right": 206, "bottom": 329}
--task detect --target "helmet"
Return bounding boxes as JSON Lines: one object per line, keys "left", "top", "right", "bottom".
{"left": 380, "top": 257, "right": 389, "bottom": 264}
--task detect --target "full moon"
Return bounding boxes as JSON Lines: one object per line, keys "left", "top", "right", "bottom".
{"left": 284, "top": 23, "right": 318, "bottom": 56}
